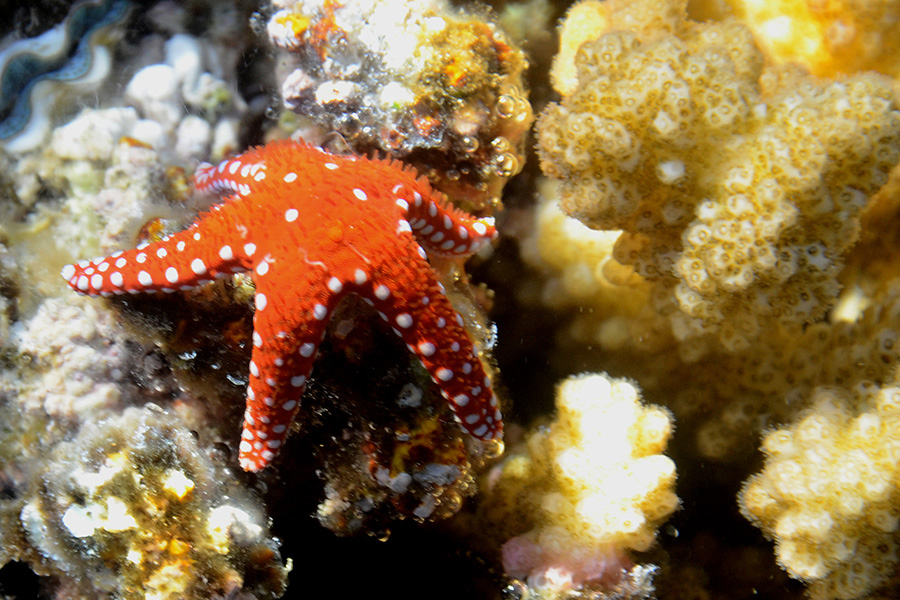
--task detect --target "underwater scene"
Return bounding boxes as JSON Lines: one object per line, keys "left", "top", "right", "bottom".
{"left": 1, "top": 0, "right": 899, "bottom": 599}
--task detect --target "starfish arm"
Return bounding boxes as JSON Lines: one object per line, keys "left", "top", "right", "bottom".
{"left": 61, "top": 199, "right": 255, "bottom": 295}
{"left": 63, "top": 139, "right": 504, "bottom": 475}
{"left": 193, "top": 148, "right": 270, "bottom": 199}
{"left": 238, "top": 262, "right": 339, "bottom": 472}
{"left": 401, "top": 188, "right": 498, "bottom": 259}
{"left": 364, "top": 243, "right": 503, "bottom": 442}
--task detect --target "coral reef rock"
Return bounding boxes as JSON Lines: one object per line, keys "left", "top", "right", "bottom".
{"left": 9, "top": 404, "right": 288, "bottom": 599}
{"left": 267, "top": 0, "right": 532, "bottom": 212}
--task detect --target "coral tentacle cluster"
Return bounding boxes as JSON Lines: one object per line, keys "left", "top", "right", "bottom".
{"left": 535, "top": 0, "right": 900, "bottom": 355}
{"left": 61, "top": 139, "right": 502, "bottom": 471}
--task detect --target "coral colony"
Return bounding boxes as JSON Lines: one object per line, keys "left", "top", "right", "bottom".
{"left": 1, "top": 0, "right": 900, "bottom": 599}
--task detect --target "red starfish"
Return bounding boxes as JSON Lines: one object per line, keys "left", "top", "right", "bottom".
{"left": 62, "top": 140, "right": 503, "bottom": 471}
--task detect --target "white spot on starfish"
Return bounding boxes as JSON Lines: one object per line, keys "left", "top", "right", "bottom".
{"left": 191, "top": 258, "right": 207, "bottom": 275}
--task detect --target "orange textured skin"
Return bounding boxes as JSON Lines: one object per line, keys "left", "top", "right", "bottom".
{"left": 62, "top": 140, "right": 502, "bottom": 472}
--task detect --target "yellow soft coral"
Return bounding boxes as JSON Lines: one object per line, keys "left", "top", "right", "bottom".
{"left": 481, "top": 373, "right": 678, "bottom": 597}
{"left": 536, "top": 0, "right": 900, "bottom": 352}
{"left": 739, "top": 379, "right": 900, "bottom": 599}
{"left": 724, "top": 0, "right": 900, "bottom": 78}
{"left": 519, "top": 179, "right": 669, "bottom": 352}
